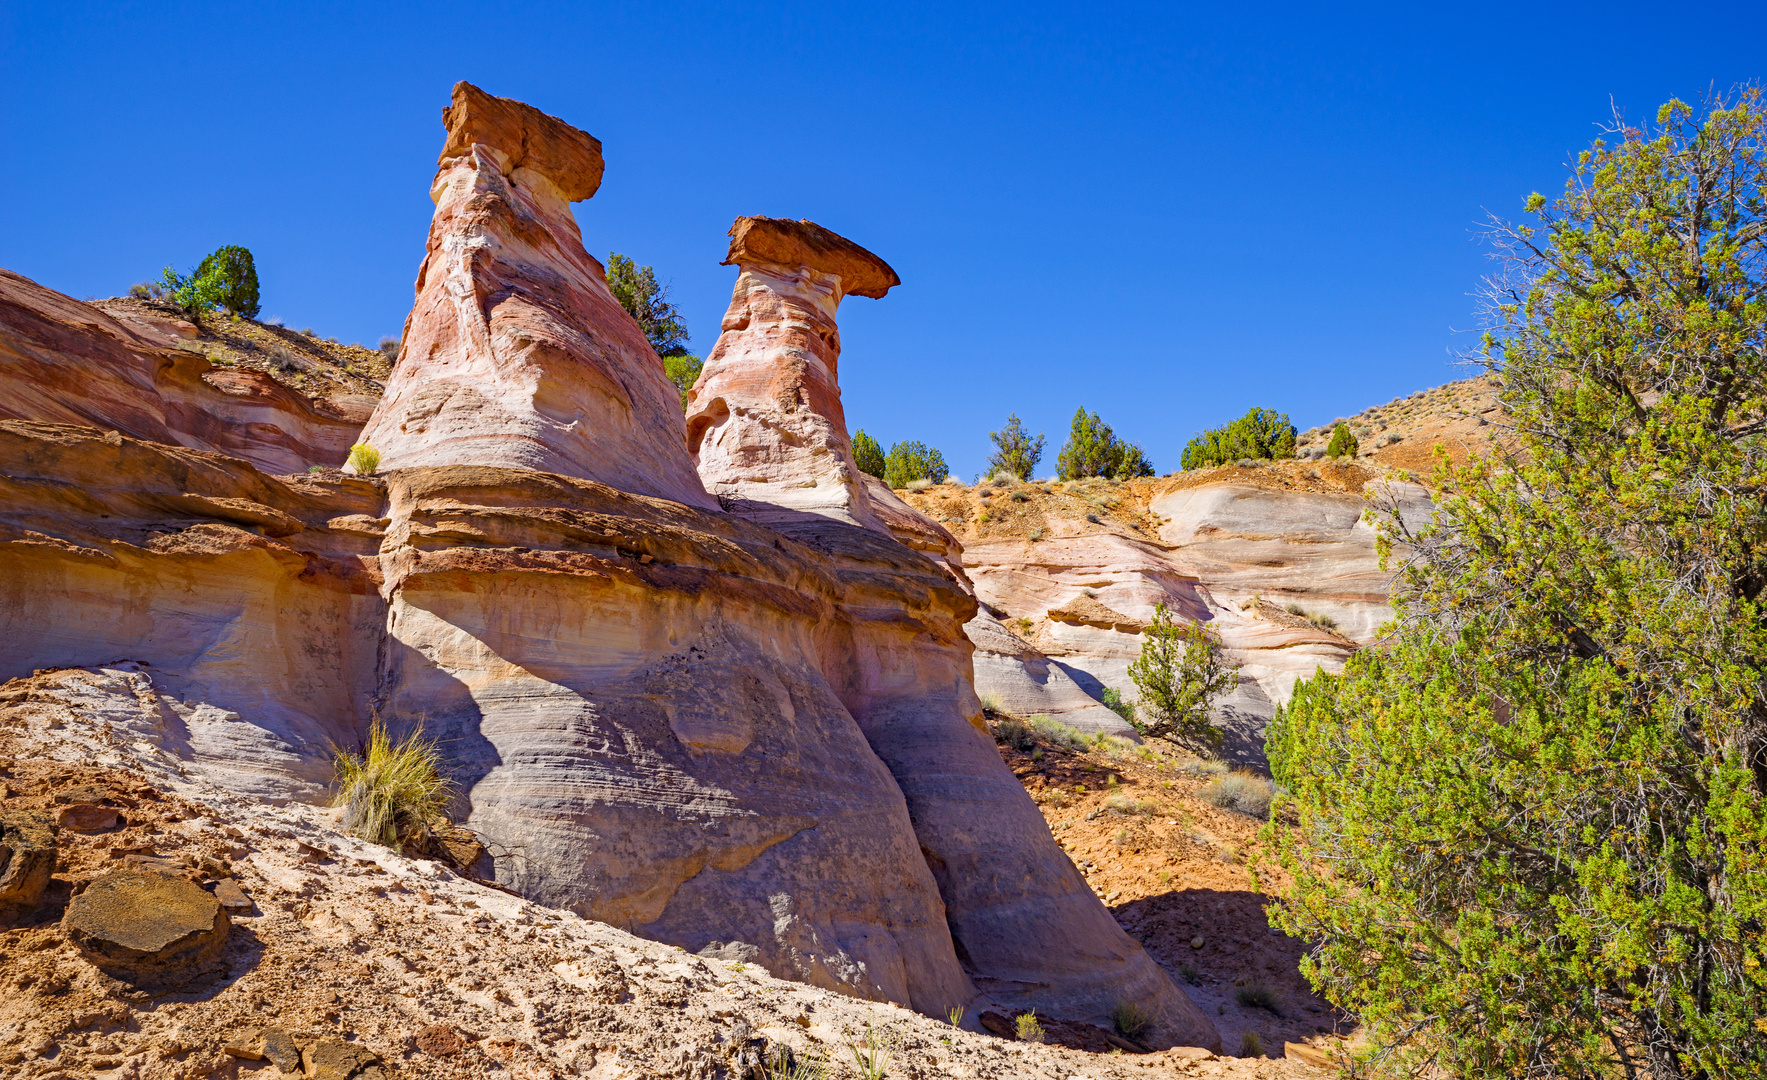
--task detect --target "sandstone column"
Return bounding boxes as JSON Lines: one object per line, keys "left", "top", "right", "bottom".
{"left": 686, "top": 216, "right": 899, "bottom": 530}
{"left": 353, "top": 81, "right": 717, "bottom": 510}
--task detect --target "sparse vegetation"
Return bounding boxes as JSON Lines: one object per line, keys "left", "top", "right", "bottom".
{"left": 1234, "top": 981, "right": 1282, "bottom": 1016}
{"left": 378, "top": 336, "right": 401, "bottom": 363}
{"left": 663, "top": 354, "right": 703, "bottom": 411}
{"left": 1015, "top": 1010, "right": 1045, "bottom": 1044}
{"left": 346, "top": 443, "right": 381, "bottom": 475}
{"left": 762, "top": 1046, "right": 826, "bottom": 1080}
{"left": 1324, "top": 422, "right": 1358, "bottom": 459}
{"left": 1101, "top": 687, "right": 1136, "bottom": 723}
{"left": 946, "top": 1005, "right": 965, "bottom": 1028}
{"left": 1112, "top": 1000, "right": 1153, "bottom": 1041}
{"left": 332, "top": 719, "right": 455, "bottom": 850}
{"left": 1126, "top": 603, "right": 1239, "bottom": 749}
{"left": 846, "top": 1018, "right": 898, "bottom": 1080}
{"left": 986, "top": 412, "right": 1046, "bottom": 479}
{"left": 1200, "top": 772, "right": 1274, "bottom": 819}
{"left": 1056, "top": 407, "right": 1154, "bottom": 479}
{"left": 1179, "top": 407, "right": 1296, "bottom": 469}
{"left": 995, "top": 717, "right": 1036, "bottom": 751}
{"left": 1282, "top": 602, "right": 1339, "bottom": 631}
{"left": 1239, "top": 1031, "right": 1265, "bottom": 1057}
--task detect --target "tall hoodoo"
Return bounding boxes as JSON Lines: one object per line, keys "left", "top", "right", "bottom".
{"left": 353, "top": 81, "right": 716, "bottom": 510}
{"left": 687, "top": 216, "right": 900, "bottom": 530}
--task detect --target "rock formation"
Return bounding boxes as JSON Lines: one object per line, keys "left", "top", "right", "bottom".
{"left": 686, "top": 216, "right": 899, "bottom": 532}
{"left": 0, "top": 86, "right": 1223, "bottom": 1049}
{"left": 688, "top": 221, "right": 1217, "bottom": 1045}
{"left": 0, "top": 270, "right": 367, "bottom": 474}
{"left": 352, "top": 82, "right": 716, "bottom": 510}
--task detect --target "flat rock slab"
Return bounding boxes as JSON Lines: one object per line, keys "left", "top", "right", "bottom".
{"left": 63, "top": 870, "right": 228, "bottom": 984}
{"left": 0, "top": 808, "right": 56, "bottom": 910}
{"left": 58, "top": 802, "right": 122, "bottom": 832}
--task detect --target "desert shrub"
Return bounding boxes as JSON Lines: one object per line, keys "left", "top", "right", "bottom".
{"left": 1178, "top": 756, "right": 1228, "bottom": 779}
{"left": 905, "top": 477, "right": 933, "bottom": 491}
{"left": 947, "top": 1006, "right": 965, "bottom": 1027}
{"left": 1015, "top": 1010, "right": 1045, "bottom": 1043}
{"left": 129, "top": 281, "right": 167, "bottom": 300}
{"left": 1101, "top": 687, "right": 1137, "bottom": 723}
{"left": 761, "top": 1046, "right": 826, "bottom": 1080}
{"left": 1200, "top": 771, "right": 1274, "bottom": 819}
{"left": 332, "top": 719, "right": 455, "bottom": 849}
{"left": 606, "top": 253, "right": 689, "bottom": 357}
{"left": 994, "top": 718, "right": 1035, "bottom": 751}
{"left": 378, "top": 336, "right": 401, "bottom": 362}
{"left": 1240, "top": 1031, "right": 1266, "bottom": 1057}
{"left": 663, "top": 354, "right": 702, "bottom": 411}
{"left": 1324, "top": 422, "right": 1359, "bottom": 459}
{"left": 193, "top": 245, "right": 261, "bottom": 318}
{"left": 158, "top": 261, "right": 227, "bottom": 320}
{"left": 1283, "top": 602, "right": 1339, "bottom": 631}
{"left": 1180, "top": 407, "right": 1296, "bottom": 469}
{"left": 986, "top": 413, "right": 1045, "bottom": 479}
{"left": 883, "top": 440, "right": 948, "bottom": 488}
{"left": 846, "top": 1019, "right": 896, "bottom": 1080}
{"left": 1267, "top": 90, "right": 1767, "bottom": 1080}
{"left": 851, "top": 429, "right": 886, "bottom": 479}
{"left": 1112, "top": 1000, "right": 1153, "bottom": 1040}
{"left": 346, "top": 443, "right": 380, "bottom": 475}
{"left": 1105, "top": 795, "right": 1158, "bottom": 815}
{"left": 1056, "top": 407, "right": 1154, "bottom": 479}
{"left": 1235, "top": 981, "right": 1282, "bottom": 1016}
{"left": 1126, "top": 603, "right": 1239, "bottom": 749}
{"left": 1179, "top": 962, "right": 1201, "bottom": 985}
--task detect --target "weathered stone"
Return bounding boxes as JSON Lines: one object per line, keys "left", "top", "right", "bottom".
{"left": 62, "top": 871, "right": 228, "bottom": 984}
{"left": 301, "top": 1037, "right": 379, "bottom": 1080}
{"left": 352, "top": 85, "right": 715, "bottom": 510}
{"left": 1286, "top": 1041, "right": 1337, "bottom": 1068}
{"left": 414, "top": 1025, "right": 466, "bottom": 1056}
{"left": 211, "top": 877, "right": 253, "bottom": 912}
{"left": 57, "top": 803, "right": 120, "bottom": 832}
{"left": 723, "top": 216, "right": 900, "bottom": 299}
{"left": 0, "top": 809, "right": 56, "bottom": 910}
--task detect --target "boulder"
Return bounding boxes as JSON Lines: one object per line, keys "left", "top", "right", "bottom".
{"left": 0, "top": 808, "right": 56, "bottom": 911}
{"left": 352, "top": 82, "right": 716, "bottom": 510}
{"left": 63, "top": 870, "right": 229, "bottom": 984}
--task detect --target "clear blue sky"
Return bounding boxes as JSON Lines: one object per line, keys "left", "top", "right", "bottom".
{"left": 5, "top": 2, "right": 1763, "bottom": 479}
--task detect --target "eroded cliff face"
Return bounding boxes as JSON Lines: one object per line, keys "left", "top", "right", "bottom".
{"left": 0, "top": 85, "right": 1223, "bottom": 1050}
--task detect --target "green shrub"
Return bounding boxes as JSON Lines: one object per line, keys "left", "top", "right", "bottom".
{"left": 1101, "top": 687, "right": 1137, "bottom": 723}
{"left": 663, "top": 354, "right": 703, "bottom": 411}
{"left": 1324, "top": 422, "right": 1358, "bottom": 459}
{"left": 1239, "top": 1031, "right": 1266, "bottom": 1057}
{"left": 850, "top": 429, "right": 885, "bottom": 479}
{"left": 1234, "top": 981, "right": 1282, "bottom": 1015}
{"left": 1200, "top": 771, "right": 1274, "bottom": 819}
{"left": 332, "top": 719, "right": 455, "bottom": 849}
{"left": 1056, "top": 408, "right": 1154, "bottom": 479}
{"left": 995, "top": 718, "right": 1036, "bottom": 751}
{"left": 1180, "top": 407, "right": 1296, "bottom": 469}
{"left": 1015, "top": 1010, "right": 1045, "bottom": 1043}
{"left": 1126, "top": 603, "right": 1239, "bottom": 749}
{"left": 883, "top": 440, "right": 948, "bottom": 488}
{"left": 193, "top": 245, "right": 261, "bottom": 318}
{"left": 986, "top": 412, "right": 1045, "bottom": 479}
{"left": 346, "top": 443, "right": 380, "bottom": 475}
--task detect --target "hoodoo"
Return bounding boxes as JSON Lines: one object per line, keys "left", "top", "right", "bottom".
{"left": 352, "top": 82, "right": 717, "bottom": 510}
{"left": 687, "top": 215, "right": 901, "bottom": 531}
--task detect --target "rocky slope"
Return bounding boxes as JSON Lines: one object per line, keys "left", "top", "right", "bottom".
{"left": 0, "top": 80, "right": 1222, "bottom": 1054}
{"left": 0, "top": 674, "right": 1337, "bottom": 1078}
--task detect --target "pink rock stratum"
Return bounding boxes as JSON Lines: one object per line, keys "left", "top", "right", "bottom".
{"left": 352, "top": 82, "right": 716, "bottom": 510}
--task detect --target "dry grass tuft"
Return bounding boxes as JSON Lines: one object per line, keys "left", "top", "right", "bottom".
{"left": 332, "top": 719, "right": 455, "bottom": 849}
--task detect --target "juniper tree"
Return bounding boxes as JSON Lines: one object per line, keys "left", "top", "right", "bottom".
{"left": 986, "top": 413, "right": 1045, "bottom": 479}
{"left": 1266, "top": 89, "right": 1767, "bottom": 1080}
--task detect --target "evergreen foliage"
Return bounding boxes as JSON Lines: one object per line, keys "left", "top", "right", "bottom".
{"left": 606, "top": 253, "right": 690, "bottom": 357}
{"left": 1179, "top": 407, "right": 1297, "bottom": 469}
{"left": 986, "top": 413, "right": 1046, "bottom": 479}
{"left": 663, "top": 354, "right": 703, "bottom": 411}
{"left": 1324, "top": 422, "right": 1358, "bottom": 459}
{"left": 1266, "top": 90, "right": 1767, "bottom": 1079}
{"left": 1055, "top": 408, "right": 1154, "bottom": 479}
{"left": 1125, "top": 603, "right": 1237, "bottom": 748}
{"left": 883, "top": 440, "right": 948, "bottom": 488}
{"left": 851, "top": 429, "right": 886, "bottom": 479}
{"left": 194, "top": 245, "right": 260, "bottom": 318}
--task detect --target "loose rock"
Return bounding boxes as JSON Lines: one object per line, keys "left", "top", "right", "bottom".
{"left": 62, "top": 870, "right": 229, "bottom": 985}
{"left": 0, "top": 808, "right": 56, "bottom": 911}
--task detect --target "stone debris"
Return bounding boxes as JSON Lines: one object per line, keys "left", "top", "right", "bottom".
{"left": 0, "top": 807, "right": 55, "bottom": 912}
{"left": 61, "top": 870, "right": 229, "bottom": 985}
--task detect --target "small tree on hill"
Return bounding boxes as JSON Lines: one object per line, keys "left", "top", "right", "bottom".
{"left": 1267, "top": 89, "right": 1767, "bottom": 1079}
{"left": 883, "top": 440, "right": 949, "bottom": 488}
{"left": 606, "top": 253, "right": 690, "bottom": 358}
{"left": 1180, "top": 407, "right": 1297, "bottom": 469}
{"left": 1125, "top": 603, "right": 1237, "bottom": 749}
{"left": 1056, "top": 408, "right": 1155, "bottom": 480}
{"left": 194, "top": 245, "right": 260, "bottom": 318}
{"left": 986, "top": 413, "right": 1045, "bottom": 479}
{"left": 1323, "top": 422, "right": 1358, "bottom": 459}
{"left": 851, "top": 429, "right": 886, "bottom": 479}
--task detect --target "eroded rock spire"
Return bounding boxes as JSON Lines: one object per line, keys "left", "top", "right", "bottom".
{"left": 353, "top": 81, "right": 716, "bottom": 509}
